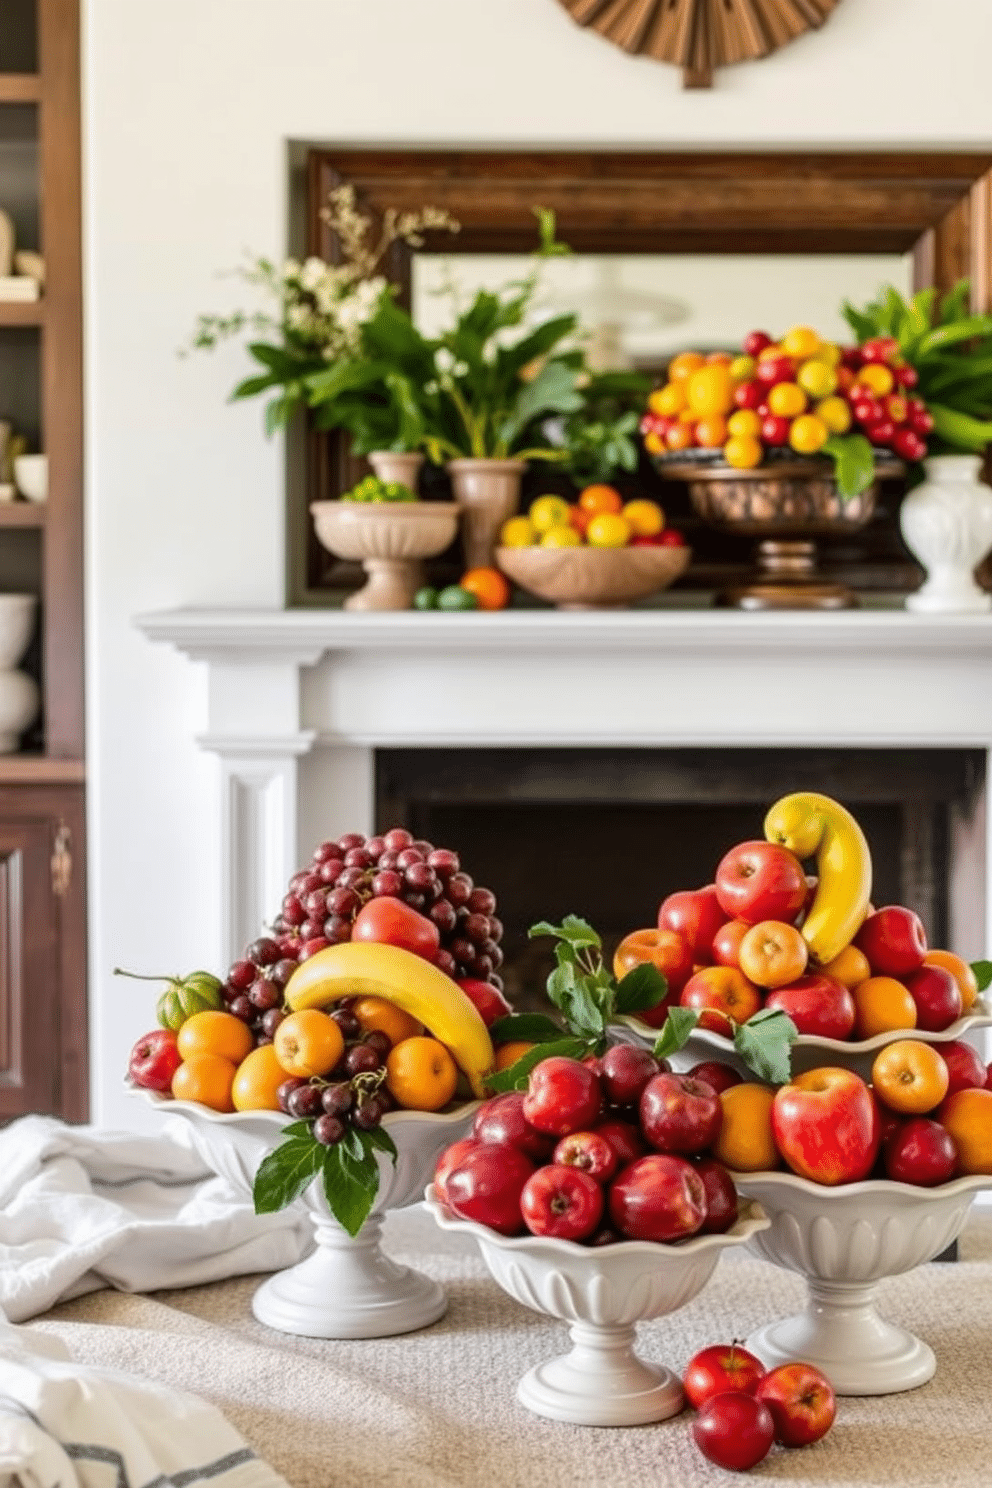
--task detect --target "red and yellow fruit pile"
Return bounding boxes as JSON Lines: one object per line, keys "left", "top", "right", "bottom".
{"left": 434, "top": 1045, "right": 744, "bottom": 1244}
{"left": 639, "top": 327, "right": 934, "bottom": 470}
{"left": 500, "top": 484, "right": 685, "bottom": 551}
{"left": 617, "top": 791, "right": 984, "bottom": 1046}
{"left": 680, "top": 1042, "right": 992, "bottom": 1186}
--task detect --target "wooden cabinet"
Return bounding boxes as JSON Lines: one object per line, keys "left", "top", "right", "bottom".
{"left": 0, "top": 0, "right": 86, "bottom": 1120}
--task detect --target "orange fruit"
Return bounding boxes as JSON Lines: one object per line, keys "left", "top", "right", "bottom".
{"left": 816, "top": 396, "right": 852, "bottom": 434}
{"left": 781, "top": 326, "right": 821, "bottom": 360}
{"left": 648, "top": 383, "right": 687, "bottom": 417}
{"left": 541, "top": 524, "right": 581, "bottom": 548}
{"left": 586, "top": 512, "right": 631, "bottom": 548}
{"left": 385, "top": 1036, "right": 459, "bottom": 1111}
{"left": 621, "top": 499, "right": 664, "bottom": 537}
{"left": 768, "top": 382, "right": 807, "bottom": 419}
{"left": 273, "top": 1009, "right": 345, "bottom": 1078}
{"left": 665, "top": 423, "right": 695, "bottom": 451}
{"left": 726, "top": 409, "right": 761, "bottom": 438}
{"left": 351, "top": 995, "right": 423, "bottom": 1046}
{"left": 788, "top": 413, "right": 829, "bottom": 454}
{"left": 712, "top": 1083, "right": 780, "bottom": 1172}
{"left": 938, "top": 1087, "right": 992, "bottom": 1174}
{"left": 694, "top": 414, "right": 728, "bottom": 448}
{"left": 171, "top": 1053, "right": 237, "bottom": 1112}
{"left": 232, "top": 1044, "right": 287, "bottom": 1112}
{"left": 530, "top": 494, "right": 572, "bottom": 533}
{"left": 857, "top": 363, "right": 895, "bottom": 396}
{"left": 642, "top": 430, "right": 666, "bottom": 455}
{"left": 686, "top": 365, "right": 735, "bottom": 417}
{"left": 177, "top": 1010, "right": 254, "bottom": 1066}
{"left": 820, "top": 943, "right": 871, "bottom": 990}
{"left": 871, "top": 1039, "right": 949, "bottom": 1115}
{"left": 578, "top": 484, "right": 624, "bottom": 516}
{"left": 494, "top": 1039, "right": 535, "bottom": 1072}
{"left": 851, "top": 975, "right": 917, "bottom": 1040}
{"left": 460, "top": 567, "right": 510, "bottom": 611}
{"left": 500, "top": 515, "right": 535, "bottom": 547}
{"left": 797, "top": 360, "right": 837, "bottom": 399}
{"left": 737, "top": 921, "right": 808, "bottom": 989}
{"left": 924, "top": 950, "right": 979, "bottom": 1013}
{"left": 668, "top": 351, "right": 705, "bottom": 382}
{"left": 723, "top": 434, "right": 763, "bottom": 470}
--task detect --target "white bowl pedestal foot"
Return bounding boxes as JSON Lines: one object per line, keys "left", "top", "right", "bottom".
{"left": 516, "top": 1321, "right": 684, "bottom": 1426}
{"left": 747, "top": 1279, "right": 935, "bottom": 1396}
{"left": 251, "top": 1215, "right": 447, "bottom": 1339}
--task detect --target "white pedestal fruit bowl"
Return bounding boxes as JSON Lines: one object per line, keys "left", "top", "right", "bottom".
{"left": 732, "top": 1168, "right": 990, "bottom": 1395}
{"left": 425, "top": 1184, "right": 769, "bottom": 1427}
{"left": 143, "top": 1091, "right": 478, "bottom": 1338}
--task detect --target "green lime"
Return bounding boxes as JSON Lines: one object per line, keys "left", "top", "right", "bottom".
{"left": 437, "top": 585, "right": 479, "bottom": 612}
{"left": 413, "top": 586, "right": 439, "bottom": 610}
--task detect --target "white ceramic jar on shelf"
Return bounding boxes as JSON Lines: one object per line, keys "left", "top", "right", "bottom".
{"left": 900, "top": 454, "right": 992, "bottom": 613}
{"left": 0, "top": 594, "right": 40, "bottom": 752}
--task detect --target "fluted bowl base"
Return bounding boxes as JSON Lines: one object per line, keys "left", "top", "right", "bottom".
{"left": 517, "top": 1324, "right": 684, "bottom": 1426}
{"left": 748, "top": 1292, "right": 935, "bottom": 1396}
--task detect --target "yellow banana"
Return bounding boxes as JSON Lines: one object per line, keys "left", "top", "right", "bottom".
{"left": 764, "top": 792, "right": 872, "bottom": 966}
{"left": 283, "top": 941, "right": 495, "bottom": 1098}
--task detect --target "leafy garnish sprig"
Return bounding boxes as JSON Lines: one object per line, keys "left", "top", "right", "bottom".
{"left": 487, "top": 915, "right": 798, "bottom": 1094}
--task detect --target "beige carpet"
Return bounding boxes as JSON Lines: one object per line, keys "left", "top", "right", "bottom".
{"left": 26, "top": 1208, "right": 992, "bottom": 1488}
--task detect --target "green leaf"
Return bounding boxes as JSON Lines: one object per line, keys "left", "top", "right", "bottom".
{"left": 488, "top": 1013, "right": 566, "bottom": 1044}
{"left": 929, "top": 403, "right": 992, "bottom": 453}
{"left": 529, "top": 916, "right": 602, "bottom": 951}
{"left": 359, "top": 1125, "right": 398, "bottom": 1167}
{"left": 231, "top": 372, "right": 281, "bottom": 400}
{"left": 322, "top": 1129, "right": 381, "bottom": 1237}
{"left": 651, "top": 1007, "right": 701, "bottom": 1061}
{"left": 546, "top": 958, "right": 578, "bottom": 1012}
{"left": 732, "top": 1009, "right": 797, "bottom": 1086}
{"left": 484, "top": 1037, "right": 592, "bottom": 1093}
{"left": 918, "top": 316, "right": 992, "bottom": 355}
{"left": 940, "top": 279, "right": 973, "bottom": 325}
{"left": 614, "top": 962, "right": 668, "bottom": 1015}
{"left": 841, "top": 300, "right": 880, "bottom": 343}
{"left": 497, "top": 359, "right": 583, "bottom": 454}
{"left": 970, "top": 959, "right": 992, "bottom": 992}
{"left": 533, "top": 205, "right": 571, "bottom": 258}
{"left": 253, "top": 1134, "right": 323, "bottom": 1214}
{"left": 559, "top": 978, "right": 608, "bottom": 1040}
{"left": 822, "top": 433, "right": 876, "bottom": 498}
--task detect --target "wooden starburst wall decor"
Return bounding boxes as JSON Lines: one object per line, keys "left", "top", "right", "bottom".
{"left": 557, "top": 0, "right": 844, "bottom": 89}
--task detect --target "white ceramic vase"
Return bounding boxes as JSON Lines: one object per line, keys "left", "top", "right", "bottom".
{"left": 900, "top": 454, "right": 992, "bottom": 612}
{"left": 0, "top": 593, "right": 39, "bottom": 752}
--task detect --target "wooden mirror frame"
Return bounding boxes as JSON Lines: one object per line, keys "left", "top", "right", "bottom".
{"left": 290, "top": 148, "right": 992, "bottom": 605}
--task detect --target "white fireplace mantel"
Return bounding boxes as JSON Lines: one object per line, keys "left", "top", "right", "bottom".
{"left": 137, "top": 606, "right": 992, "bottom": 965}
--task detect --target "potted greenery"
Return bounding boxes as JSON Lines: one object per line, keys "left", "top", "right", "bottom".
{"left": 843, "top": 282, "right": 992, "bottom": 611}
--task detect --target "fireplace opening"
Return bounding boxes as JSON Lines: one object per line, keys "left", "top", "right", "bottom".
{"left": 375, "top": 747, "right": 985, "bottom": 1011}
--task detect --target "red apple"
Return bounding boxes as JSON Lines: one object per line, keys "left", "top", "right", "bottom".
{"left": 855, "top": 906, "right": 928, "bottom": 977}
{"left": 127, "top": 1028, "right": 182, "bottom": 1093}
{"left": 657, "top": 529, "right": 686, "bottom": 547}
{"left": 657, "top": 884, "right": 725, "bottom": 962}
{"left": 755, "top": 1362, "right": 836, "bottom": 1447}
{"left": 904, "top": 964, "right": 962, "bottom": 1033}
{"left": 712, "top": 918, "right": 749, "bottom": 968}
{"left": 684, "top": 1343, "right": 766, "bottom": 1409}
{"left": 715, "top": 841, "right": 808, "bottom": 926}
{"left": 764, "top": 973, "right": 856, "bottom": 1040}
{"left": 456, "top": 977, "right": 512, "bottom": 1028}
{"left": 743, "top": 329, "right": 773, "bottom": 357}
{"left": 351, "top": 896, "right": 440, "bottom": 961}
{"left": 680, "top": 965, "right": 762, "bottom": 1036}
{"left": 444, "top": 1143, "right": 535, "bottom": 1235}
{"left": 693, "top": 1157, "right": 739, "bottom": 1234}
{"left": 772, "top": 1067, "right": 881, "bottom": 1185}
{"left": 639, "top": 1072, "right": 723, "bottom": 1156}
{"left": 522, "top": 1056, "right": 603, "bottom": 1137}
{"left": 883, "top": 1116, "right": 957, "bottom": 1185}
{"left": 520, "top": 1164, "right": 604, "bottom": 1241}
{"left": 433, "top": 1138, "right": 480, "bottom": 1205}
{"left": 613, "top": 926, "right": 694, "bottom": 996}
{"left": 593, "top": 1117, "right": 647, "bottom": 1168}
{"left": 941, "top": 1039, "right": 988, "bottom": 1095}
{"left": 686, "top": 1060, "right": 743, "bottom": 1095}
{"left": 599, "top": 1043, "right": 664, "bottom": 1109}
{"left": 692, "top": 1392, "right": 775, "bottom": 1471}
{"left": 473, "top": 1092, "right": 554, "bottom": 1162}
{"left": 607, "top": 1153, "right": 708, "bottom": 1242}
{"left": 553, "top": 1130, "right": 618, "bottom": 1183}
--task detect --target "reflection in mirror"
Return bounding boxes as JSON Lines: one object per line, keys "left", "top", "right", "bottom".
{"left": 413, "top": 254, "right": 913, "bottom": 371}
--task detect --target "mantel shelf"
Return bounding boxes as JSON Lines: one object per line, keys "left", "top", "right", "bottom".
{"left": 0, "top": 73, "right": 40, "bottom": 103}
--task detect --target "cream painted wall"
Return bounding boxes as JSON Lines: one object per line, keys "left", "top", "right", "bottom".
{"left": 84, "top": 0, "right": 992, "bottom": 1127}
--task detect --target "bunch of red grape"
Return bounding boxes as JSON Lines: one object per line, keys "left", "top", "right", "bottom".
{"left": 216, "top": 826, "right": 504, "bottom": 1050}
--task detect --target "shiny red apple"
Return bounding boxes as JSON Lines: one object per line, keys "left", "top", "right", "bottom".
{"left": 472, "top": 1092, "right": 554, "bottom": 1162}
{"left": 755, "top": 1362, "right": 836, "bottom": 1447}
{"left": 657, "top": 884, "right": 725, "bottom": 962}
{"left": 522, "top": 1056, "right": 603, "bottom": 1137}
{"left": 855, "top": 905, "right": 927, "bottom": 977}
{"left": 764, "top": 973, "right": 856, "bottom": 1040}
{"left": 692, "top": 1157, "right": 739, "bottom": 1234}
{"left": 639, "top": 1071, "right": 723, "bottom": 1156}
{"left": 456, "top": 977, "right": 512, "bottom": 1028}
{"left": 883, "top": 1116, "right": 957, "bottom": 1186}
{"left": 683, "top": 1343, "right": 766, "bottom": 1409}
{"left": 607, "top": 1153, "right": 708, "bottom": 1242}
{"left": 715, "top": 841, "right": 808, "bottom": 926}
{"left": 772, "top": 1067, "right": 881, "bottom": 1185}
{"left": 941, "top": 1039, "right": 988, "bottom": 1095}
{"left": 692, "top": 1391, "right": 775, "bottom": 1471}
{"left": 904, "top": 964, "right": 962, "bottom": 1032}
{"left": 443, "top": 1143, "right": 535, "bottom": 1235}
{"left": 519, "top": 1164, "right": 604, "bottom": 1241}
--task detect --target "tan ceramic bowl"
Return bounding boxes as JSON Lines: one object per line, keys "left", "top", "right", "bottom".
{"left": 310, "top": 500, "right": 460, "bottom": 611}
{"left": 496, "top": 542, "right": 691, "bottom": 609}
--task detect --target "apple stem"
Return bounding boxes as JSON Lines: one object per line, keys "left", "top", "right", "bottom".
{"left": 113, "top": 967, "right": 179, "bottom": 985}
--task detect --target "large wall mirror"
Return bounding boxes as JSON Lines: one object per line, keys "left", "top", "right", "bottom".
{"left": 290, "top": 149, "right": 992, "bottom": 605}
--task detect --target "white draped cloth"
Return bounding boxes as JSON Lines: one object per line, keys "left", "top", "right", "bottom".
{"left": 0, "top": 1115, "right": 311, "bottom": 1488}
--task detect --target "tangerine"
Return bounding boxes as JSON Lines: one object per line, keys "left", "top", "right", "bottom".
{"left": 938, "top": 1087, "right": 992, "bottom": 1174}
{"left": 171, "top": 1053, "right": 237, "bottom": 1112}
{"left": 687, "top": 365, "right": 735, "bottom": 418}
{"left": 351, "top": 994, "right": 423, "bottom": 1046}
{"left": 768, "top": 382, "right": 808, "bottom": 419}
{"left": 694, "top": 414, "right": 729, "bottom": 448}
{"left": 494, "top": 1040, "right": 535, "bottom": 1071}
{"left": 578, "top": 484, "right": 624, "bottom": 516}
{"left": 500, "top": 515, "right": 535, "bottom": 548}
{"left": 712, "top": 1083, "right": 780, "bottom": 1172}
{"left": 668, "top": 351, "right": 706, "bottom": 382}
{"left": 176, "top": 1010, "right": 253, "bottom": 1066}
{"left": 872, "top": 1039, "right": 949, "bottom": 1114}
{"left": 815, "top": 396, "right": 852, "bottom": 434}
{"left": 232, "top": 1044, "right": 286, "bottom": 1112}
{"left": 460, "top": 567, "right": 511, "bottom": 611}
{"left": 726, "top": 409, "right": 761, "bottom": 438}
{"left": 586, "top": 512, "right": 631, "bottom": 548}
{"left": 665, "top": 423, "right": 695, "bottom": 451}
{"left": 781, "top": 326, "right": 821, "bottom": 360}
{"left": 788, "top": 413, "right": 829, "bottom": 454}
{"left": 851, "top": 976, "right": 917, "bottom": 1040}
{"left": 723, "top": 434, "right": 763, "bottom": 470}
{"left": 820, "top": 943, "right": 871, "bottom": 990}
{"left": 273, "top": 1008, "right": 345, "bottom": 1078}
{"left": 648, "top": 383, "right": 687, "bottom": 417}
{"left": 385, "top": 1036, "right": 459, "bottom": 1111}
{"left": 622, "top": 499, "right": 664, "bottom": 537}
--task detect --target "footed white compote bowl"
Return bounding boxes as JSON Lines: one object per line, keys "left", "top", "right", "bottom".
{"left": 733, "top": 1169, "right": 990, "bottom": 1395}
{"left": 620, "top": 992, "right": 992, "bottom": 1082}
{"left": 143, "top": 1091, "right": 478, "bottom": 1338}
{"left": 425, "top": 1185, "right": 769, "bottom": 1427}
